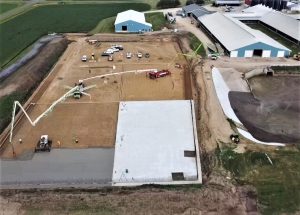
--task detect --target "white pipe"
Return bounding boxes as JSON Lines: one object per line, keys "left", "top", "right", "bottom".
{"left": 82, "top": 69, "right": 157, "bottom": 82}
{"left": 9, "top": 86, "right": 78, "bottom": 143}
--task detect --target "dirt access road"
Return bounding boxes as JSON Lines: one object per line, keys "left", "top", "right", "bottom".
{"left": 1, "top": 35, "right": 191, "bottom": 158}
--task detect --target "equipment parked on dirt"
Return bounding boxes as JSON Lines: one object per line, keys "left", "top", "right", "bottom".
{"left": 230, "top": 134, "right": 240, "bottom": 144}
{"left": 111, "top": 44, "right": 123, "bottom": 50}
{"left": 108, "top": 55, "right": 113, "bottom": 61}
{"left": 137, "top": 52, "right": 143, "bottom": 58}
{"left": 35, "top": 135, "right": 52, "bottom": 152}
{"left": 145, "top": 53, "right": 150, "bottom": 58}
{"left": 65, "top": 80, "right": 96, "bottom": 99}
{"left": 175, "top": 63, "right": 182, "bottom": 69}
{"left": 81, "top": 55, "right": 87, "bottom": 62}
{"left": 176, "top": 10, "right": 186, "bottom": 17}
{"left": 166, "top": 12, "right": 176, "bottom": 24}
{"left": 126, "top": 52, "right": 132, "bottom": 59}
{"left": 293, "top": 52, "right": 300, "bottom": 61}
{"left": 149, "top": 70, "right": 171, "bottom": 79}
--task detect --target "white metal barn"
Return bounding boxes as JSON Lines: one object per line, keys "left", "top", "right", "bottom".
{"left": 198, "top": 12, "right": 291, "bottom": 57}
{"left": 114, "top": 10, "right": 152, "bottom": 33}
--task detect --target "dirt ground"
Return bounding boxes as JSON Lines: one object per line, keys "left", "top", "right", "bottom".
{"left": 0, "top": 173, "right": 258, "bottom": 215}
{"left": 0, "top": 35, "right": 190, "bottom": 158}
{"left": 229, "top": 75, "right": 300, "bottom": 143}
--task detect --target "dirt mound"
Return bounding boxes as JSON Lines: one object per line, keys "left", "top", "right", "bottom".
{"left": 0, "top": 181, "right": 258, "bottom": 215}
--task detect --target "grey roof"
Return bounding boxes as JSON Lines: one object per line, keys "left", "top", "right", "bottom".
{"left": 198, "top": 12, "right": 290, "bottom": 51}
{"left": 241, "top": 5, "right": 300, "bottom": 41}
{"left": 191, "top": 8, "right": 212, "bottom": 18}
{"left": 182, "top": 4, "right": 208, "bottom": 13}
{"left": 260, "top": 10, "right": 300, "bottom": 41}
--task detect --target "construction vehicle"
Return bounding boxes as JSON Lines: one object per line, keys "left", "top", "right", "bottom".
{"left": 81, "top": 55, "right": 87, "bottom": 62}
{"left": 293, "top": 52, "right": 300, "bottom": 61}
{"left": 230, "top": 134, "right": 240, "bottom": 144}
{"left": 137, "top": 52, "right": 143, "bottom": 58}
{"left": 108, "top": 55, "right": 113, "bottom": 61}
{"left": 126, "top": 52, "right": 132, "bottom": 59}
{"left": 35, "top": 135, "right": 52, "bottom": 152}
{"left": 175, "top": 63, "right": 182, "bottom": 69}
{"left": 149, "top": 70, "right": 171, "bottom": 79}
{"left": 64, "top": 80, "right": 96, "bottom": 99}
{"left": 145, "top": 53, "right": 150, "bottom": 58}
{"left": 166, "top": 12, "right": 176, "bottom": 24}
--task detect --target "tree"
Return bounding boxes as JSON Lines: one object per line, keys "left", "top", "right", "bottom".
{"left": 157, "top": 0, "right": 181, "bottom": 9}
{"left": 186, "top": 0, "right": 205, "bottom": 5}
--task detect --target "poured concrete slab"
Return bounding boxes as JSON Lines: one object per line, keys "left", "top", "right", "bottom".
{"left": 112, "top": 100, "right": 201, "bottom": 186}
{"left": 0, "top": 148, "right": 114, "bottom": 188}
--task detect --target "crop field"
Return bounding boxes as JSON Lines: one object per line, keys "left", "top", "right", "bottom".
{"left": 0, "top": 35, "right": 191, "bottom": 158}
{"left": 0, "top": 3, "right": 150, "bottom": 69}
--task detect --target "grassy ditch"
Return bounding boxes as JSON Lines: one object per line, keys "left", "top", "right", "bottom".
{"left": 0, "top": 92, "right": 26, "bottom": 133}
{"left": 271, "top": 65, "right": 300, "bottom": 74}
{"left": 0, "top": 3, "right": 150, "bottom": 69}
{"left": 218, "top": 146, "right": 300, "bottom": 214}
{"left": 0, "top": 3, "right": 22, "bottom": 14}
{"left": 246, "top": 23, "right": 300, "bottom": 56}
{"left": 145, "top": 12, "right": 167, "bottom": 31}
{"left": 188, "top": 32, "right": 206, "bottom": 58}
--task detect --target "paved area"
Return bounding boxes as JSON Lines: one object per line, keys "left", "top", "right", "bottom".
{"left": 112, "top": 100, "right": 201, "bottom": 186}
{"left": 0, "top": 148, "right": 114, "bottom": 188}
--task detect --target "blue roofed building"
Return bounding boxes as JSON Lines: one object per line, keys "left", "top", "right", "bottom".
{"left": 115, "top": 10, "right": 152, "bottom": 33}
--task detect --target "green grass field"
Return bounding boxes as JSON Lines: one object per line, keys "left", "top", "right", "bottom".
{"left": 0, "top": 3, "right": 150, "bottom": 69}
{"left": 188, "top": 32, "right": 206, "bottom": 58}
{"left": 145, "top": 12, "right": 166, "bottom": 31}
{"left": 218, "top": 147, "right": 300, "bottom": 215}
{"left": 89, "top": 16, "right": 116, "bottom": 34}
{"left": 0, "top": 3, "right": 22, "bottom": 14}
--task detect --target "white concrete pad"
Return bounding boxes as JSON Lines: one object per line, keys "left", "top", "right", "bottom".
{"left": 112, "top": 100, "right": 201, "bottom": 186}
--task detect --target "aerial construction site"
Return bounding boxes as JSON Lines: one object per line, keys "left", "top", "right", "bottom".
{"left": 0, "top": 2, "right": 300, "bottom": 214}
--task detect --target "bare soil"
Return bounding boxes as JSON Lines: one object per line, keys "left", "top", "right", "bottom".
{"left": 0, "top": 35, "right": 190, "bottom": 158}
{"left": 229, "top": 75, "right": 300, "bottom": 143}
{"left": 0, "top": 175, "right": 258, "bottom": 215}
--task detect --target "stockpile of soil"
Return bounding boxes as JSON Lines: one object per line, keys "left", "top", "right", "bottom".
{"left": 229, "top": 76, "right": 300, "bottom": 143}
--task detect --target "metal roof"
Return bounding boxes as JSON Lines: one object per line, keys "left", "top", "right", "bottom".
{"left": 198, "top": 12, "right": 290, "bottom": 51}
{"left": 114, "top": 10, "right": 152, "bottom": 27}
{"left": 260, "top": 10, "right": 300, "bottom": 41}
{"left": 191, "top": 8, "right": 212, "bottom": 18}
{"left": 182, "top": 4, "right": 209, "bottom": 13}
{"left": 242, "top": 5, "right": 300, "bottom": 41}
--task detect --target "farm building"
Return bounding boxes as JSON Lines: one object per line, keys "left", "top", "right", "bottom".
{"left": 198, "top": 12, "right": 291, "bottom": 57}
{"left": 115, "top": 10, "right": 152, "bottom": 33}
{"left": 214, "top": 0, "right": 242, "bottom": 6}
{"left": 229, "top": 5, "right": 300, "bottom": 44}
{"left": 182, "top": 4, "right": 213, "bottom": 19}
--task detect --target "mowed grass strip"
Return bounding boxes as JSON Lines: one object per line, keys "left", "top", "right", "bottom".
{"left": 0, "top": 3, "right": 22, "bottom": 14}
{"left": 0, "top": 3, "right": 150, "bottom": 69}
